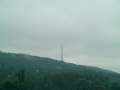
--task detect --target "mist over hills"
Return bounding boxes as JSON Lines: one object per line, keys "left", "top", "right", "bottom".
{"left": 0, "top": 50, "right": 119, "bottom": 90}
{"left": 0, "top": 51, "right": 120, "bottom": 83}
{"left": 0, "top": 51, "right": 115, "bottom": 73}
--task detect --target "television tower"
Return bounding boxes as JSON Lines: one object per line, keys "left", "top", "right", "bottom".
{"left": 61, "top": 45, "right": 63, "bottom": 61}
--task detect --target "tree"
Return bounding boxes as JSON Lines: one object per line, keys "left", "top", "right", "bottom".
{"left": 19, "top": 69, "right": 25, "bottom": 83}
{"left": 95, "top": 85, "right": 106, "bottom": 90}
{"left": 1, "top": 62, "right": 4, "bottom": 73}
{"left": 0, "top": 80, "right": 15, "bottom": 90}
{"left": 111, "top": 82, "right": 120, "bottom": 90}
{"left": 75, "top": 78, "right": 91, "bottom": 90}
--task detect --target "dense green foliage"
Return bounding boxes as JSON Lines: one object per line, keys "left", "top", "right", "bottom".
{"left": 0, "top": 51, "right": 114, "bottom": 74}
{"left": 0, "top": 51, "right": 120, "bottom": 90}
{"left": 0, "top": 71, "right": 120, "bottom": 90}
{"left": 0, "top": 51, "right": 119, "bottom": 82}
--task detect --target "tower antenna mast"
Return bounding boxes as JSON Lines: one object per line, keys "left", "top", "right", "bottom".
{"left": 61, "top": 45, "right": 63, "bottom": 61}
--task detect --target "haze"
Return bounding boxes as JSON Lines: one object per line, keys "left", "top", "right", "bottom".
{"left": 0, "top": 0, "right": 120, "bottom": 72}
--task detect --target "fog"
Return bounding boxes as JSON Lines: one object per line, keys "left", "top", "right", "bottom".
{"left": 0, "top": 0, "right": 120, "bottom": 72}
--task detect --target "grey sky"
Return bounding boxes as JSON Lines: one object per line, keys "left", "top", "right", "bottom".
{"left": 0, "top": 0, "right": 120, "bottom": 72}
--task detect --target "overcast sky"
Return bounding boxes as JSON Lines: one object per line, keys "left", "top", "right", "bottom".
{"left": 0, "top": 0, "right": 120, "bottom": 72}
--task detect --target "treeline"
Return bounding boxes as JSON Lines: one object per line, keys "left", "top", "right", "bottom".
{"left": 0, "top": 61, "right": 120, "bottom": 83}
{"left": 0, "top": 51, "right": 120, "bottom": 90}
{"left": 0, "top": 51, "right": 114, "bottom": 74}
{"left": 0, "top": 51, "right": 120, "bottom": 83}
{"left": 0, "top": 70, "right": 120, "bottom": 90}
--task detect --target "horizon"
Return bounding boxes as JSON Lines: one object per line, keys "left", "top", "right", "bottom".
{"left": 0, "top": 50, "right": 118, "bottom": 73}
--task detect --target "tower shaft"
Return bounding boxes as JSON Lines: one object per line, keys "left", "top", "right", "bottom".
{"left": 61, "top": 46, "right": 63, "bottom": 61}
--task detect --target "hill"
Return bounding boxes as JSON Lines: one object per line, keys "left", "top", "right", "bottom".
{"left": 0, "top": 51, "right": 119, "bottom": 82}
{"left": 0, "top": 51, "right": 114, "bottom": 73}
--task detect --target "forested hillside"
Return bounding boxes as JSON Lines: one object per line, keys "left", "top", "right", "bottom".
{"left": 0, "top": 51, "right": 115, "bottom": 74}
{"left": 0, "top": 51, "right": 120, "bottom": 90}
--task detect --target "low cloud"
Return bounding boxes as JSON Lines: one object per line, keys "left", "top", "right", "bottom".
{"left": 0, "top": 0, "right": 120, "bottom": 72}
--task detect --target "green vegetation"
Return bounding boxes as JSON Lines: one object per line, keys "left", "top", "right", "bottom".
{"left": 0, "top": 51, "right": 115, "bottom": 74}
{"left": 0, "top": 51, "right": 120, "bottom": 90}
{"left": 0, "top": 71, "right": 120, "bottom": 90}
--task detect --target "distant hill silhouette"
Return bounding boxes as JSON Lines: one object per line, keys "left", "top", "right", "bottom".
{"left": 0, "top": 51, "right": 119, "bottom": 82}
{"left": 0, "top": 51, "right": 115, "bottom": 73}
